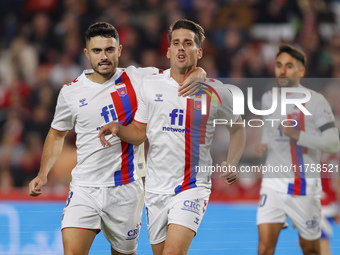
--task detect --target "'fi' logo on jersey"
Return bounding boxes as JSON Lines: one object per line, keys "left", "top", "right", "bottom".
{"left": 116, "top": 83, "right": 127, "bottom": 97}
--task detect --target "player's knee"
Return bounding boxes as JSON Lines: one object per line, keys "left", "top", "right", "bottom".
{"left": 258, "top": 243, "right": 275, "bottom": 255}
{"left": 299, "top": 238, "right": 321, "bottom": 255}
{"left": 163, "top": 247, "right": 189, "bottom": 255}
{"left": 300, "top": 246, "right": 320, "bottom": 255}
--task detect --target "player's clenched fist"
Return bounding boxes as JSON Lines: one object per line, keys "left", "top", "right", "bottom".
{"left": 98, "top": 122, "right": 120, "bottom": 147}
{"left": 29, "top": 175, "right": 47, "bottom": 196}
{"left": 219, "top": 161, "right": 238, "bottom": 185}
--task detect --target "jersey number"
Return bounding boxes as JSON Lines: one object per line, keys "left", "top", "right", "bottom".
{"left": 259, "top": 193, "right": 267, "bottom": 207}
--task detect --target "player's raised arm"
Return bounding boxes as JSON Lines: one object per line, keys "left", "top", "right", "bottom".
{"left": 98, "top": 120, "right": 147, "bottom": 147}
{"left": 29, "top": 128, "right": 68, "bottom": 196}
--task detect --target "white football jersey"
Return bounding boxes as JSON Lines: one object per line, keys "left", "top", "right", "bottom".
{"left": 134, "top": 72, "right": 239, "bottom": 194}
{"left": 51, "top": 66, "right": 159, "bottom": 187}
{"left": 260, "top": 85, "right": 336, "bottom": 195}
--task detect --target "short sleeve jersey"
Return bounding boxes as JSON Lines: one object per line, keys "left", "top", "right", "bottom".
{"left": 134, "top": 72, "right": 239, "bottom": 194}
{"left": 51, "top": 66, "right": 158, "bottom": 187}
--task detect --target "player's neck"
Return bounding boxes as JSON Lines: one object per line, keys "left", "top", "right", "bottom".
{"left": 87, "top": 71, "right": 115, "bottom": 84}
{"left": 279, "top": 82, "right": 300, "bottom": 95}
{"left": 170, "top": 65, "right": 196, "bottom": 84}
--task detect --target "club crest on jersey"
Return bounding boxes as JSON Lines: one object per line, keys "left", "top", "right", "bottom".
{"left": 116, "top": 83, "right": 127, "bottom": 97}
{"left": 194, "top": 96, "right": 202, "bottom": 111}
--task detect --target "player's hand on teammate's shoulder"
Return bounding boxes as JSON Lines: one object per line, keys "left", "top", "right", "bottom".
{"left": 178, "top": 67, "right": 206, "bottom": 97}
{"left": 219, "top": 161, "right": 238, "bottom": 185}
{"left": 29, "top": 175, "right": 47, "bottom": 197}
{"left": 254, "top": 144, "right": 268, "bottom": 158}
{"left": 98, "top": 122, "right": 120, "bottom": 147}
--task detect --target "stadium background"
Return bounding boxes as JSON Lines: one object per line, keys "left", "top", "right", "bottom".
{"left": 0, "top": 0, "right": 339, "bottom": 254}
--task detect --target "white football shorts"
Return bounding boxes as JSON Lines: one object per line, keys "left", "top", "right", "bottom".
{"left": 257, "top": 186, "right": 321, "bottom": 240}
{"left": 61, "top": 178, "right": 144, "bottom": 254}
{"left": 145, "top": 187, "right": 210, "bottom": 245}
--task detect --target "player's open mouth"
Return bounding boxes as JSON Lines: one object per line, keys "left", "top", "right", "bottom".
{"left": 177, "top": 54, "right": 186, "bottom": 61}
{"left": 99, "top": 62, "right": 111, "bottom": 67}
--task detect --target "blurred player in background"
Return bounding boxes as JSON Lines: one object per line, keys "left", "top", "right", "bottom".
{"left": 28, "top": 22, "right": 205, "bottom": 255}
{"left": 319, "top": 152, "right": 340, "bottom": 255}
{"left": 254, "top": 44, "right": 340, "bottom": 255}
{"left": 98, "top": 19, "right": 245, "bottom": 255}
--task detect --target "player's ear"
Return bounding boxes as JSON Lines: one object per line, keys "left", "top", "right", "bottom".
{"left": 84, "top": 48, "right": 90, "bottom": 60}
{"left": 300, "top": 67, "right": 305, "bottom": 77}
{"left": 197, "top": 48, "right": 203, "bottom": 60}
{"left": 118, "top": 44, "right": 122, "bottom": 57}
{"left": 166, "top": 47, "right": 170, "bottom": 59}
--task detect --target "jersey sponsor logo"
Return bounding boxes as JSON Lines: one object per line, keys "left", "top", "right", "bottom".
{"left": 163, "top": 108, "right": 189, "bottom": 133}
{"left": 194, "top": 217, "right": 200, "bottom": 225}
{"left": 181, "top": 199, "right": 201, "bottom": 215}
{"left": 126, "top": 223, "right": 141, "bottom": 240}
{"left": 155, "top": 93, "right": 163, "bottom": 102}
{"left": 306, "top": 216, "right": 319, "bottom": 229}
{"left": 116, "top": 83, "right": 127, "bottom": 97}
{"left": 169, "top": 109, "right": 184, "bottom": 125}
{"left": 79, "top": 98, "right": 88, "bottom": 107}
{"left": 100, "top": 104, "right": 118, "bottom": 123}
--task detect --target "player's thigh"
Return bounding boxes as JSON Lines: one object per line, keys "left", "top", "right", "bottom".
{"left": 162, "top": 224, "right": 195, "bottom": 255}
{"left": 151, "top": 241, "right": 165, "bottom": 255}
{"left": 257, "top": 223, "right": 283, "bottom": 249}
{"left": 62, "top": 228, "right": 97, "bottom": 255}
{"left": 286, "top": 195, "right": 321, "bottom": 241}
{"left": 102, "top": 179, "right": 144, "bottom": 254}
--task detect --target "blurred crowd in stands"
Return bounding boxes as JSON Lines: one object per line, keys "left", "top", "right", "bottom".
{"left": 1, "top": 0, "right": 340, "bottom": 198}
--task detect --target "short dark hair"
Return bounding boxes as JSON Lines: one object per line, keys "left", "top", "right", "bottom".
{"left": 276, "top": 44, "right": 306, "bottom": 67}
{"left": 168, "top": 19, "right": 205, "bottom": 48}
{"left": 85, "top": 22, "right": 119, "bottom": 44}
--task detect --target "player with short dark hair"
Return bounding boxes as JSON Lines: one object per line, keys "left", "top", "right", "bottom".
{"left": 29, "top": 21, "right": 206, "bottom": 255}
{"left": 99, "top": 19, "right": 246, "bottom": 255}
{"left": 254, "top": 44, "right": 340, "bottom": 255}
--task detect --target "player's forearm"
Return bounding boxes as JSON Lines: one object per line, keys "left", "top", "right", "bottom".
{"left": 192, "top": 67, "right": 206, "bottom": 78}
{"left": 38, "top": 129, "right": 67, "bottom": 177}
{"left": 226, "top": 126, "right": 246, "bottom": 167}
{"left": 117, "top": 122, "right": 147, "bottom": 146}
{"left": 297, "top": 128, "right": 340, "bottom": 154}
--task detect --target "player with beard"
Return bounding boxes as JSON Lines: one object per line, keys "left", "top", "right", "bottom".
{"left": 254, "top": 44, "right": 339, "bottom": 255}
{"left": 28, "top": 22, "right": 205, "bottom": 255}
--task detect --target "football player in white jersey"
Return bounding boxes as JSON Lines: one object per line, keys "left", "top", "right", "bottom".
{"left": 99, "top": 19, "right": 246, "bottom": 255}
{"left": 254, "top": 45, "right": 340, "bottom": 255}
{"left": 28, "top": 22, "right": 206, "bottom": 255}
